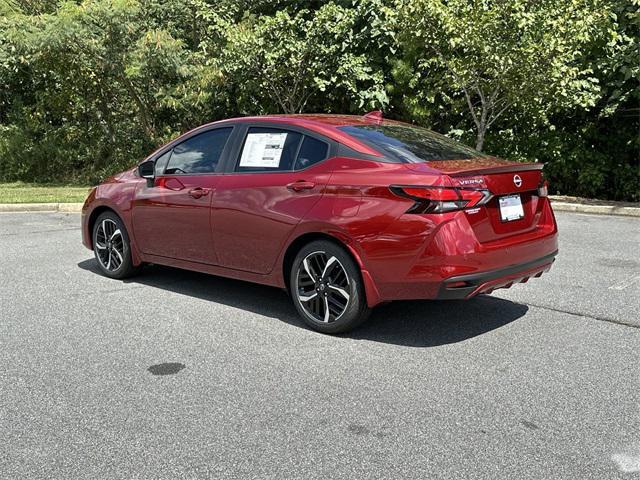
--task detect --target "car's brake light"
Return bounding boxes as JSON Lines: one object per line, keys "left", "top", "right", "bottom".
{"left": 389, "top": 185, "right": 492, "bottom": 214}
{"left": 538, "top": 180, "right": 549, "bottom": 197}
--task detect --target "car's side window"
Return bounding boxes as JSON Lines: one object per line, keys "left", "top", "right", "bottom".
{"left": 236, "top": 127, "right": 302, "bottom": 172}
{"left": 154, "top": 150, "right": 172, "bottom": 176}
{"left": 165, "top": 127, "right": 232, "bottom": 174}
{"left": 235, "top": 127, "right": 330, "bottom": 172}
{"left": 294, "top": 136, "right": 328, "bottom": 170}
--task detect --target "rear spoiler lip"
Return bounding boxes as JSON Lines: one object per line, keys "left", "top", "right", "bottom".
{"left": 444, "top": 163, "right": 544, "bottom": 176}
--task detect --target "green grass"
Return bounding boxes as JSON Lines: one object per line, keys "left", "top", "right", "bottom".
{"left": 0, "top": 182, "right": 91, "bottom": 203}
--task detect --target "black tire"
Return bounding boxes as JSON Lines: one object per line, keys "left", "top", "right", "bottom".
{"left": 92, "top": 211, "right": 140, "bottom": 279}
{"left": 289, "top": 240, "right": 371, "bottom": 334}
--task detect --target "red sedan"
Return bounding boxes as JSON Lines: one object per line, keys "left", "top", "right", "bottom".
{"left": 81, "top": 112, "right": 558, "bottom": 333}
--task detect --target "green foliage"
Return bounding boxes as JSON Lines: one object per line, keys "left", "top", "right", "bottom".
{"left": 215, "top": 1, "right": 391, "bottom": 114}
{"left": 598, "top": 0, "right": 640, "bottom": 114}
{"left": 0, "top": 0, "right": 638, "bottom": 200}
{"left": 0, "top": 0, "right": 206, "bottom": 183}
{"left": 395, "top": 0, "right": 609, "bottom": 150}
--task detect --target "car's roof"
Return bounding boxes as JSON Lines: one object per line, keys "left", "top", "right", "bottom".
{"left": 229, "top": 114, "right": 394, "bottom": 127}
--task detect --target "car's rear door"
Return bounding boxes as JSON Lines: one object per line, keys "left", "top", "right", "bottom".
{"left": 211, "top": 124, "right": 334, "bottom": 274}
{"left": 131, "top": 126, "right": 235, "bottom": 264}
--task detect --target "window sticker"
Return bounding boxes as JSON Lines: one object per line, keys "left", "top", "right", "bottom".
{"left": 239, "top": 133, "right": 288, "bottom": 168}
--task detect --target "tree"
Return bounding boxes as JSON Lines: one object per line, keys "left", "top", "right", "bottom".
{"left": 0, "top": 0, "right": 206, "bottom": 182}
{"left": 0, "top": 0, "right": 636, "bottom": 200}
{"left": 397, "top": 0, "right": 609, "bottom": 151}
{"left": 215, "top": 2, "right": 390, "bottom": 115}
{"left": 598, "top": 0, "right": 640, "bottom": 114}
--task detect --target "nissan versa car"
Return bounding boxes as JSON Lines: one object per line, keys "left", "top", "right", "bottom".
{"left": 81, "top": 112, "right": 558, "bottom": 333}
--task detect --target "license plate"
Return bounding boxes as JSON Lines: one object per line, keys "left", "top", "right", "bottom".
{"left": 499, "top": 194, "right": 524, "bottom": 222}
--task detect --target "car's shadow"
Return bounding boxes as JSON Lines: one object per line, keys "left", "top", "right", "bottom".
{"left": 78, "top": 259, "right": 528, "bottom": 347}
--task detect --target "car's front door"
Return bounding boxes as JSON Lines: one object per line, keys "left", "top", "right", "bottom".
{"left": 132, "top": 127, "right": 234, "bottom": 265}
{"left": 212, "top": 125, "right": 334, "bottom": 274}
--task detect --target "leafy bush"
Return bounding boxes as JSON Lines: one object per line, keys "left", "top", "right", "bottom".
{"left": 0, "top": 0, "right": 637, "bottom": 200}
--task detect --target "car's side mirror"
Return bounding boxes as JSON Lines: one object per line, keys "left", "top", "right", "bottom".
{"left": 138, "top": 160, "right": 155, "bottom": 187}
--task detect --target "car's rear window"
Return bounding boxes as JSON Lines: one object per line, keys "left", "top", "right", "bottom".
{"left": 339, "top": 124, "right": 488, "bottom": 162}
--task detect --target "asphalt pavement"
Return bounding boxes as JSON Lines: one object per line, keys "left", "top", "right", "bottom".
{"left": 1, "top": 211, "right": 639, "bottom": 479}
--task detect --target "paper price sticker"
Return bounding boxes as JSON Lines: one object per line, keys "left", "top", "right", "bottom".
{"left": 239, "top": 133, "right": 288, "bottom": 168}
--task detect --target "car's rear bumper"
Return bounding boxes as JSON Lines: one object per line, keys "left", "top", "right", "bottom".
{"left": 435, "top": 250, "right": 557, "bottom": 300}
{"left": 359, "top": 197, "right": 558, "bottom": 306}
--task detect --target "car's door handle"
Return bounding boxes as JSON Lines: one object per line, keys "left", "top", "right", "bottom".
{"left": 286, "top": 180, "right": 315, "bottom": 192}
{"left": 188, "top": 187, "right": 210, "bottom": 199}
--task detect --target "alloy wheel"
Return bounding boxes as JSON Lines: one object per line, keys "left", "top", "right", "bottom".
{"left": 295, "top": 251, "right": 351, "bottom": 323}
{"left": 95, "top": 219, "right": 124, "bottom": 272}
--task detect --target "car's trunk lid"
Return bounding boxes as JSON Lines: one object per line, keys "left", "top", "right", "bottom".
{"left": 406, "top": 157, "right": 545, "bottom": 243}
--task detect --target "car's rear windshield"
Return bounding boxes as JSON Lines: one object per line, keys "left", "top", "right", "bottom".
{"left": 339, "top": 124, "right": 488, "bottom": 162}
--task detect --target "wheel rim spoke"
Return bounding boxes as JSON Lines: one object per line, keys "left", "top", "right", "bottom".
{"left": 296, "top": 251, "right": 351, "bottom": 324}
{"left": 328, "top": 284, "right": 350, "bottom": 301}
{"left": 299, "top": 292, "right": 318, "bottom": 302}
{"left": 303, "top": 257, "right": 317, "bottom": 282}
{"left": 321, "top": 256, "right": 337, "bottom": 280}
{"left": 112, "top": 247, "right": 123, "bottom": 266}
{"left": 323, "top": 296, "right": 330, "bottom": 322}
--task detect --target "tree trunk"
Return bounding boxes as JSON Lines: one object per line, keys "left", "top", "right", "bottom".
{"left": 121, "top": 75, "right": 155, "bottom": 138}
{"left": 475, "top": 127, "right": 485, "bottom": 151}
{"left": 462, "top": 84, "right": 488, "bottom": 152}
{"left": 476, "top": 101, "right": 493, "bottom": 152}
{"left": 192, "top": 6, "right": 199, "bottom": 49}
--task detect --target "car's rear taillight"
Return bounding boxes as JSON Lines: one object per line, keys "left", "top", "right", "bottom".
{"left": 537, "top": 170, "right": 549, "bottom": 197}
{"left": 538, "top": 180, "right": 549, "bottom": 197}
{"left": 389, "top": 185, "right": 492, "bottom": 214}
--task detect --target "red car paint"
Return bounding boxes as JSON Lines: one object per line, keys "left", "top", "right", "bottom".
{"left": 82, "top": 114, "right": 558, "bottom": 306}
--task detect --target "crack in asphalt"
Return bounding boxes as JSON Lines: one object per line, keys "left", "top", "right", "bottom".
{"left": 524, "top": 301, "right": 639, "bottom": 330}
{"left": 0, "top": 227, "right": 78, "bottom": 237}
{"left": 68, "top": 284, "right": 147, "bottom": 297}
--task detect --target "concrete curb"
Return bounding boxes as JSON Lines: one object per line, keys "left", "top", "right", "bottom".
{"left": 0, "top": 202, "right": 83, "bottom": 213}
{"left": 0, "top": 198, "right": 638, "bottom": 217}
{"left": 550, "top": 199, "right": 640, "bottom": 218}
